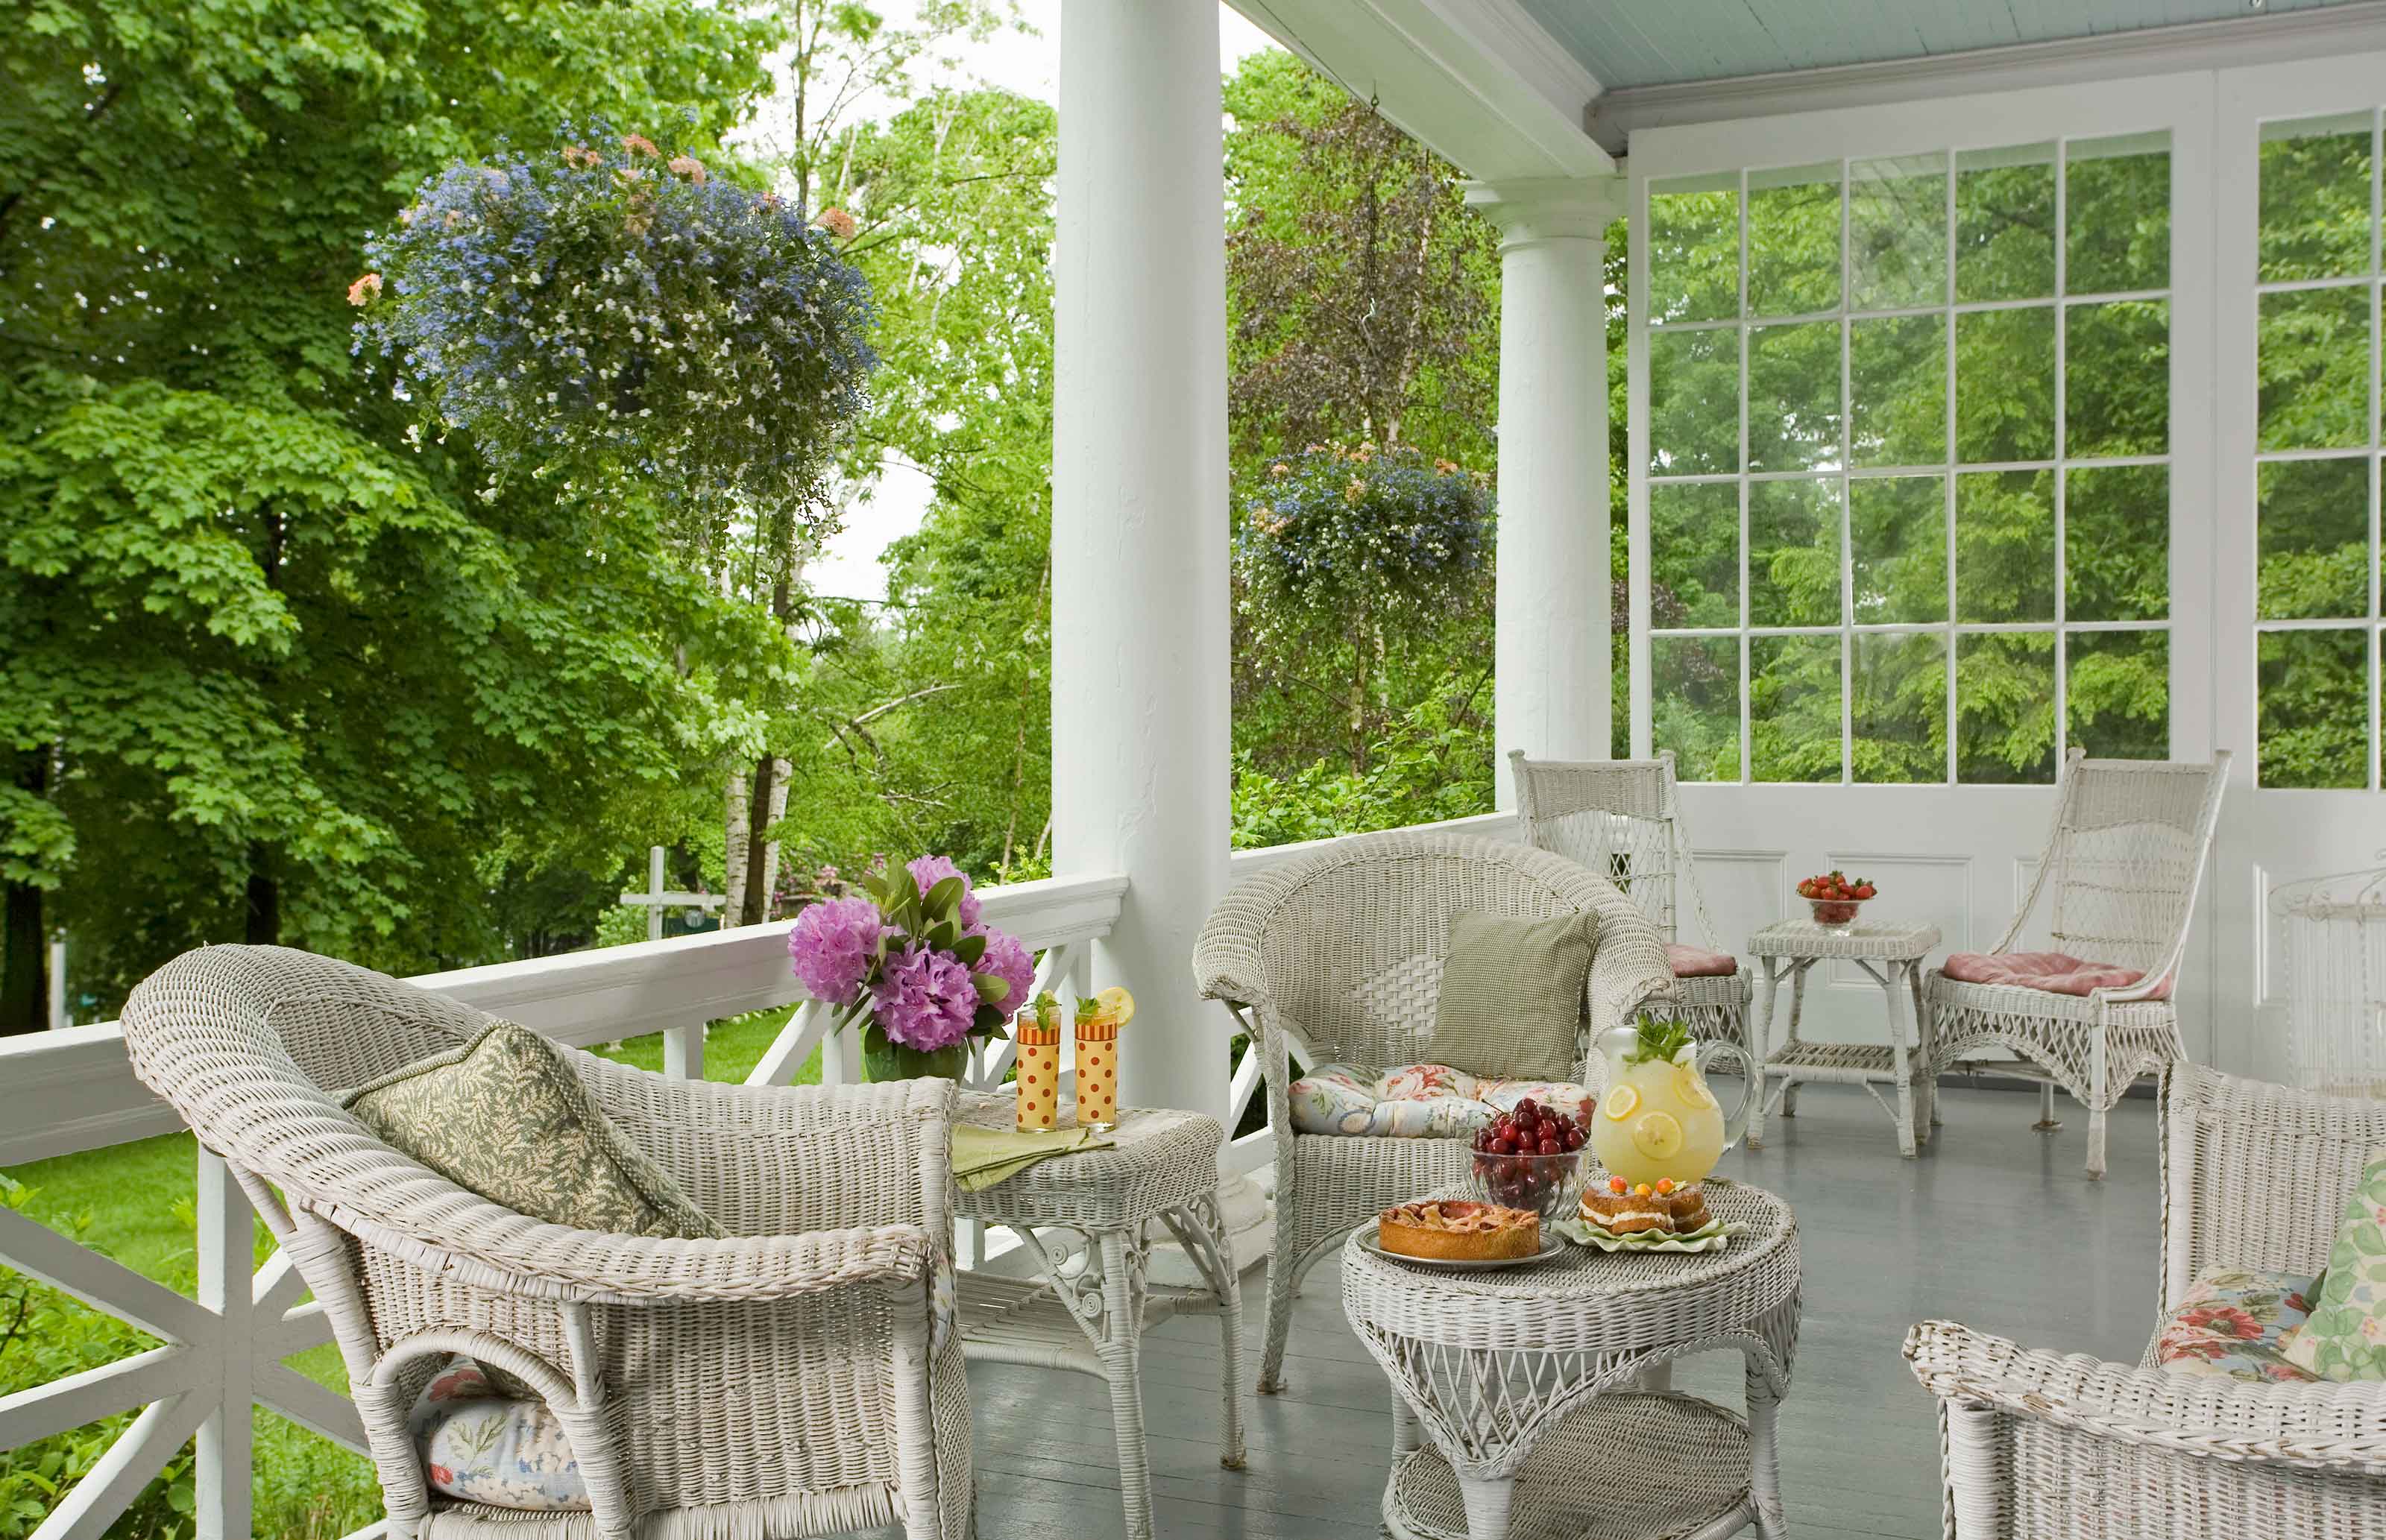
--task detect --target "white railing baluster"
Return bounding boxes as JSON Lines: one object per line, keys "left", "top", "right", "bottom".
{"left": 192, "top": 1152, "right": 253, "bottom": 1540}
{"left": 661, "top": 1021, "right": 704, "bottom": 1081}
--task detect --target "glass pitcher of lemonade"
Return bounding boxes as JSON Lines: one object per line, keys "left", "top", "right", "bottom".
{"left": 1590, "top": 1014, "right": 1755, "bottom": 1188}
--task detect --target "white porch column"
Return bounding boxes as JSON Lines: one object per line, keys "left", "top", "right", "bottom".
{"left": 1051, "top": 0, "right": 1230, "bottom": 1127}
{"left": 1464, "top": 177, "right": 1628, "bottom": 805}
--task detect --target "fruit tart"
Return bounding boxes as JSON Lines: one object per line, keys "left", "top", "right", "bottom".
{"left": 1578, "top": 1175, "right": 1711, "bottom": 1236}
{"left": 1376, "top": 1199, "right": 1540, "bottom": 1262}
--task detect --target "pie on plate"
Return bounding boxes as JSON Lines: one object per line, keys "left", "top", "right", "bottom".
{"left": 1375, "top": 1199, "right": 1540, "bottom": 1262}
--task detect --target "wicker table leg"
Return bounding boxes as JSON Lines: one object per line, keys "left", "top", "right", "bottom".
{"left": 1158, "top": 1191, "right": 1247, "bottom": 1471}
{"left": 1090, "top": 1228, "right": 1156, "bottom": 1540}
{"left": 1747, "top": 1352, "right": 1787, "bottom": 1540}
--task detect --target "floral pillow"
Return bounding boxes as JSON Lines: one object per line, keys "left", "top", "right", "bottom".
{"left": 408, "top": 1356, "right": 589, "bottom": 1510}
{"left": 2153, "top": 1269, "right": 2320, "bottom": 1385}
{"left": 1287, "top": 1063, "right": 1593, "bottom": 1138}
{"left": 2283, "top": 1146, "right": 2386, "bottom": 1381}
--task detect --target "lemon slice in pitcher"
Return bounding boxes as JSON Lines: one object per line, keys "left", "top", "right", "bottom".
{"left": 1602, "top": 1084, "right": 1640, "bottom": 1120}
{"left": 1673, "top": 1064, "right": 1719, "bottom": 1111}
{"left": 1095, "top": 986, "right": 1136, "bottom": 1026}
{"left": 1631, "top": 1111, "right": 1684, "bottom": 1161}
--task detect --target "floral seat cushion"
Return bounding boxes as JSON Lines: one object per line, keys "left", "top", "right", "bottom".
{"left": 1667, "top": 943, "right": 1739, "bottom": 978}
{"left": 1940, "top": 950, "right": 2173, "bottom": 1001}
{"left": 1288, "top": 1062, "right": 1593, "bottom": 1138}
{"left": 2151, "top": 1269, "right": 2322, "bottom": 1385}
{"left": 409, "top": 1356, "right": 590, "bottom": 1511}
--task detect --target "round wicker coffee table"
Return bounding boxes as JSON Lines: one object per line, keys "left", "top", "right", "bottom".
{"left": 1342, "top": 1181, "right": 1799, "bottom": 1540}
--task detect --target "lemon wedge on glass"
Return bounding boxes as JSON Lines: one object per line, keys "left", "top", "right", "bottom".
{"left": 1095, "top": 986, "right": 1136, "bottom": 1026}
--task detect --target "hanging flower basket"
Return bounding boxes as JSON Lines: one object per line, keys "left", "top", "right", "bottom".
{"left": 352, "top": 127, "right": 876, "bottom": 537}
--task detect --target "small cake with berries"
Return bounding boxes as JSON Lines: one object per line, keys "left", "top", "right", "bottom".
{"left": 1580, "top": 1175, "right": 1710, "bottom": 1235}
{"left": 1376, "top": 1199, "right": 1540, "bottom": 1263}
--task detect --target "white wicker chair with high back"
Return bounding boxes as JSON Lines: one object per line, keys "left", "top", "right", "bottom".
{"left": 1907, "top": 1064, "right": 2386, "bottom": 1537}
{"left": 1509, "top": 749, "right": 1754, "bottom": 1054}
{"left": 119, "top": 944, "right": 972, "bottom": 1540}
{"left": 1193, "top": 830, "right": 1673, "bottom": 1395}
{"left": 1924, "top": 748, "right": 2229, "bottom": 1179}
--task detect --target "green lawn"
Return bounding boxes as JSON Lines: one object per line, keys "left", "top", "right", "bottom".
{"left": 0, "top": 1010, "right": 814, "bottom": 1540}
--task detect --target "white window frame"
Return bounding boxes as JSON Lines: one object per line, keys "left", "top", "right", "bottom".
{"left": 1626, "top": 74, "right": 2220, "bottom": 783}
{"left": 2216, "top": 55, "right": 2386, "bottom": 791}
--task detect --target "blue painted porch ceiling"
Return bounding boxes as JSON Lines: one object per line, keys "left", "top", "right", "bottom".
{"left": 1520, "top": 0, "right": 2361, "bottom": 89}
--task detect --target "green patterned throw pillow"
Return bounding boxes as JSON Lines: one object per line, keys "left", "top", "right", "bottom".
{"left": 341, "top": 1019, "right": 722, "bottom": 1240}
{"left": 2282, "top": 1146, "right": 2386, "bottom": 1380}
{"left": 1428, "top": 909, "right": 1596, "bottom": 1082}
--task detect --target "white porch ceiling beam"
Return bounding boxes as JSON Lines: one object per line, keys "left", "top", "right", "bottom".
{"left": 1590, "top": 0, "right": 2386, "bottom": 154}
{"left": 1226, "top": 0, "right": 1612, "bottom": 180}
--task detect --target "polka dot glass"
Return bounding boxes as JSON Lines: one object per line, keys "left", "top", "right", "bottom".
{"left": 1014, "top": 1018, "right": 1061, "bottom": 1131}
{"left": 1075, "top": 1017, "right": 1121, "bottom": 1130}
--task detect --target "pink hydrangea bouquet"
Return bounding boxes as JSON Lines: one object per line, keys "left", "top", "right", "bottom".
{"left": 787, "top": 856, "right": 1033, "bottom": 1077}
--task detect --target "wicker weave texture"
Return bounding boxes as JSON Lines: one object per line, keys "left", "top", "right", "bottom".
{"left": 1924, "top": 748, "right": 2229, "bottom": 1179}
{"left": 1510, "top": 751, "right": 1753, "bottom": 1055}
{"left": 120, "top": 944, "right": 972, "bottom": 1540}
{"left": 1344, "top": 1183, "right": 1799, "bottom": 1540}
{"left": 1906, "top": 1064, "right": 2386, "bottom": 1538}
{"left": 1192, "top": 830, "right": 1675, "bottom": 1395}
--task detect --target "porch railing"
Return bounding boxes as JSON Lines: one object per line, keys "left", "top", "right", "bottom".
{"left": 0, "top": 812, "right": 1529, "bottom": 1540}
{"left": 0, "top": 869, "right": 1265, "bottom": 1540}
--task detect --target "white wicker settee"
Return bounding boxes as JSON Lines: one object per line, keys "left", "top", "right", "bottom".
{"left": 1906, "top": 1064, "right": 2386, "bottom": 1537}
{"left": 120, "top": 944, "right": 971, "bottom": 1540}
{"left": 1194, "top": 830, "right": 1673, "bottom": 1393}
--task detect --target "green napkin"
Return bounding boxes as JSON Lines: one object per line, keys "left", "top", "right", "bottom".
{"left": 951, "top": 1123, "right": 1115, "bottom": 1192}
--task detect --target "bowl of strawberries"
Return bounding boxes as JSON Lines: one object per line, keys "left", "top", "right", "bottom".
{"left": 1467, "top": 1099, "right": 1589, "bottom": 1221}
{"left": 1796, "top": 870, "right": 1876, "bottom": 934}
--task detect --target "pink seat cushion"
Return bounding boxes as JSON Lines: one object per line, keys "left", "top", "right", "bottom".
{"left": 1940, "top": 950, "right": 2172, "bottom": 1001}
{"left": 1667, "top": 943, "right": 1738, "bottom": 978}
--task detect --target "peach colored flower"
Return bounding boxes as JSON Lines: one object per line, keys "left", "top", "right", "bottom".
{"left": 561, "top": 145, "right": 602, "bottom": 168}
{"left": 346, "top": 273, "right": 382, "bottom": 306}
{"left": 1344, "top": 476, "right": 1368, "bottom": 505}
{"left": 1268, "top": 461, "right": 1291, "bottom": 479}
{"left": 815, "top": 206, "right": 857, "bottom": 242}
{"left": 667, "top": 155, "right": 708, "bottom": 183}
{"left": 621, "top": 133, "right": 661, "bottom": 159}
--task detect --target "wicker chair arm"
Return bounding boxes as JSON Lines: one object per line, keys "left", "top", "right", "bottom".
{"left": 319, "top": 1193, "right": 937, "bottom": 1307}
{"left": 1193, "top": 872, "right": 1279, "bottom": 1009}
{"left": 1905, "top": 1319, "right": 2386, "bottom": 1475}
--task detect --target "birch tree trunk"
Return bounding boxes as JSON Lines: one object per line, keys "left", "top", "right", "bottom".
{"left": 723, "top": 769, "right": 752, "bottom": 922}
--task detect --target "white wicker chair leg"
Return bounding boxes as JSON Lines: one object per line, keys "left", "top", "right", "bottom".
{"left": 1941, "top": 1398, "right": 2007, "bottom": 1540}
{"left": 1259, "top": 1195, "right": 1299, "bottom": 1394}
{"left": 1456, "top": 1472, "right": 1517, "bottom": 1539}
{"left": 2086, "top": 1025, "right": 2109, "bottom": 1180}
{"left": 1095, "top": 1229, "right": 1155, "bottom": 1540}
{"left": 1391, "top": 1395, "right": 1420, "bottom": 1459}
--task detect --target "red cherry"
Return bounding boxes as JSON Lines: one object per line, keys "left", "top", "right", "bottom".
{"left": 1537, "top": 1136, "right": 1561, "bottom": 1155}
{"left": 1516, "top": 1098, "right": 1538, "bottom": 1117}
{"left": 1564, "top": 1127, "right": 1585, "bottom": 1150}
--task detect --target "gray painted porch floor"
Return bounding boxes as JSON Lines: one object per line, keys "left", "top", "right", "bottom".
{"left": 872, "top": 1082, "right": 2162, "bottom": 1539}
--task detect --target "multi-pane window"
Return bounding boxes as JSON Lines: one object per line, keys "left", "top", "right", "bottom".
{"left": 1643, "top": 136, "right": 2173, "bottom": 783}
{"left": 2254, "top": 114, "right": 2383, "bottom": 787}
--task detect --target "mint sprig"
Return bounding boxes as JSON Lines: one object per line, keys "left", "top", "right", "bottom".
{"left": 1624, "top": 1013, "right": 1696, "bottom": 1067}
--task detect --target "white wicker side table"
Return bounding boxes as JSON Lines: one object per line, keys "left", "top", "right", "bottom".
{"left": 951, "top": 1094, "right": 1244, "bottom": 1540}
{"left": 1343, "top": 1182, "right": 1799, "bottom": 1540}
{"left": 1746, "top": 919, "right": 1941, "bottom": 1158}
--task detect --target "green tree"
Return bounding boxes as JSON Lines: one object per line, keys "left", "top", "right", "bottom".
{"left": 0, "top": 0, "right": 784, "bottom": 1025}
{"left": 1223, "top": 51, "right": 1504, "bottom": 789}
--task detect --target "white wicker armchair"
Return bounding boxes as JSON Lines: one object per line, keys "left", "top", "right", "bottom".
{"left": 1907, "top": 1064, "right": 2386, "bottom": 1538}
{"left": 1193, "top": 830, "right": 1672, "bottom": 1393}
{"left": 120, "top": 945, "right": 971, "bottom": 1540}
{"left": 1509, "top": 749, "right": 1754, "bottom": 1053}
{"left": 1926, "top": 748, "right": 2229, "bottom": 1178}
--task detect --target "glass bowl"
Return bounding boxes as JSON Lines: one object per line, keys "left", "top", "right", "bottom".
{"left": 1807, "top": 896, "right": 1866, "bottom": 934}
{"left": 1464, "top": 1148, "right": 1587, "bottom": 1222}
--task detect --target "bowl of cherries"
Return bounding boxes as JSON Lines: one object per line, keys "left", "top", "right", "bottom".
{"left": 1796, "top": 870, "right": 1876, "bottom": 934}
{"left": 1467, "top": 1099, "right": 1589, "bottom": 1221}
